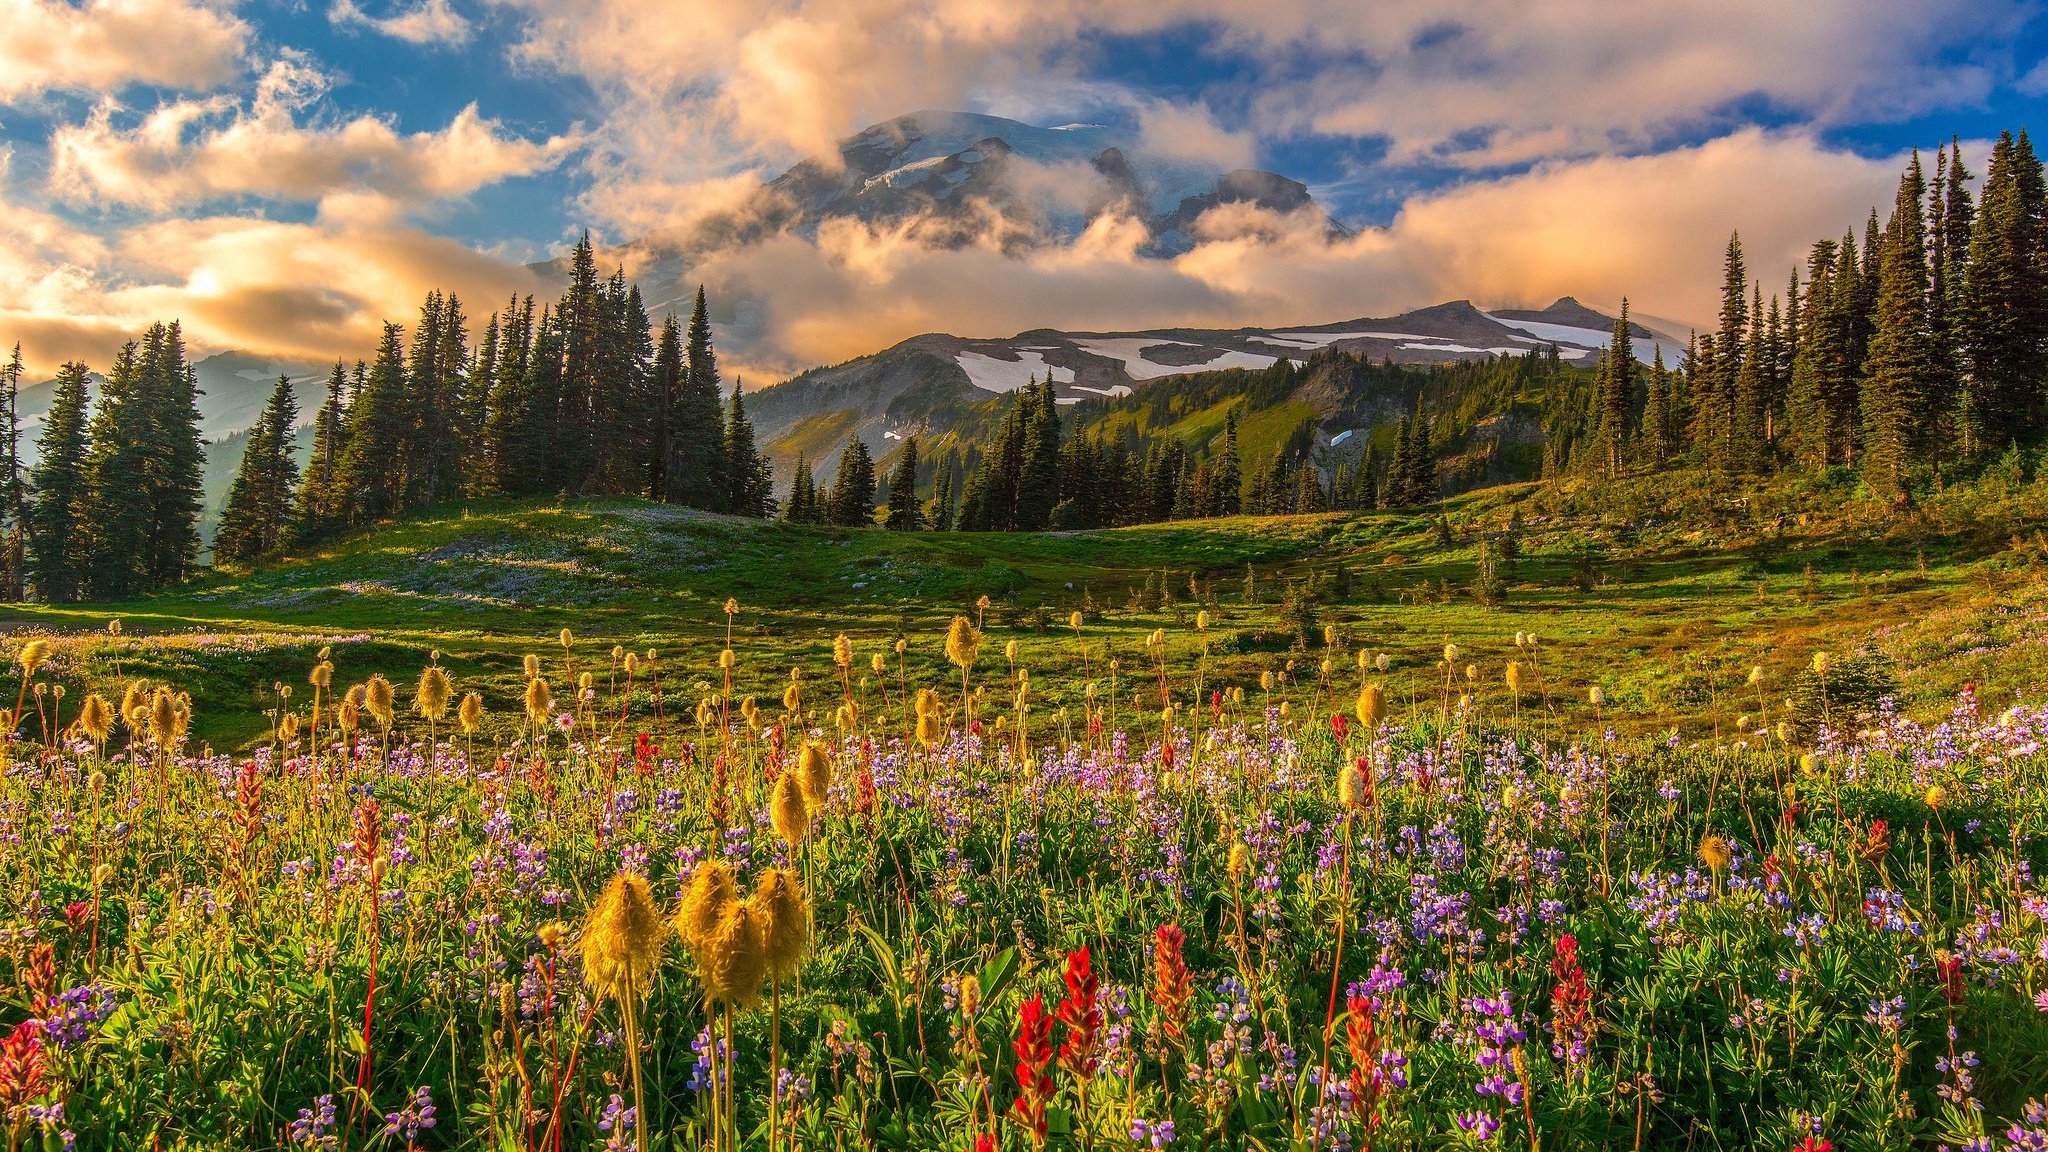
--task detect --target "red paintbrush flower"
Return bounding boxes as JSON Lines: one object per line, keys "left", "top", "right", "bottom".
{"left": 1150, "top": 924, "right": 1192, "bottom": 1042}
{"left": 1936, "top": 952, "right": 1967, "bottom": 1006}
{"left": 0, "top": 1021, "right": 46, "bottom": 1111}
{"left": 1011, "top": 995, "right": 1054, "bottom": 1146}
{"left": 1344, "top": 994, "right": 1387, "bottom": 1125}
{"left": 1793, "top": 1138, "right": 1832, "bottom": 1152}
{"left": 1056, "top": 945, "right": 1102, "bottom": 1078}
{"left": 1550, "top": 933, "right": 1594, "bottom": 1064}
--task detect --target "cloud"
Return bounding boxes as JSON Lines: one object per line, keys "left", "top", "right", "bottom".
{"left": 329, "top": 0, "right": 473, "bottom": 47}
{"left": 683, "top": 129, "right": 1914, "bottom": 382}
{"left": 0, "top": 0, "right": 249, "bottom": 103}
{"left": 47, "top": 53, "right": 580, "bottom": 212}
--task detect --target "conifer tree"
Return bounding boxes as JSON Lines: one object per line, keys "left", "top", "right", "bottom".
{"left": 883, "top": 438, "right": 923, "bottom": 530}
{"left": 81, "top": 342, "right": 149, "bottom": 600}
{"left": 334, "top": 323, "right": 411, "bottom": 524}
{"left": 784, "top": 456, "right": 817, "bottom": 523}
{"left": 827, "top": 438, "right": 877, "bottom": 527}
{"left": 290, "top": 363, "right": 349, "bottom": 540}
{"left": 1964, "top": 130, "right": 2047, "bottom": 449}
{"left": 215, "top": 377, "right": 300, "bottom": 564}
{"left": 1016, "top": 383, "right": 1062, "bottom": 529}
{"left": 1211, "top": 409, "right": 1242, "bottom": 515}
{"left": 1595, "top": 300, "right": 1635, "bottom": 477}
{"left": 135, "top": 322, "right": 206, "bottom": 588}
{"left": 0, "top": 344, "right": 25, "bottom": 599}
{"left": 722, "top": 380, "right": 773, "bottom": 517}
{"left": 26, "top": 362, "right": 91, "bottom": 603}
{"left": 671, "top": 287, "right": 729, "bottom": 509}
{"left": 1862, "top": 151, "right": 1938, "bottom": 500}
{"left": 650, "top": 312, "right": 681, "bottom": 500}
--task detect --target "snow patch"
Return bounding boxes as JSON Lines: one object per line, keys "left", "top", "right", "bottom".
{"left": 1398, "top": 342, "right": 1529, "bottom": 357}
{"left": 956, "top": 350, "right": 1075, "bottom": 393}
{"left": 1485, "top": 314, "right": 1665, "bottom": 363}
{"left": 1068, "top": 383, "right": 1133, "bottom": 399}
{"left": 1330, "top": 429, "right": 1355, "bottom": 446}
{"left": 1074, "top": 338, "right": 1278, "bottom": 380}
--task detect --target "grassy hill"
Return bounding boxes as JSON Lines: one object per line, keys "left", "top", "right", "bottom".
{"left": 2, "top": 464, "right": 2043, "bottom": 748}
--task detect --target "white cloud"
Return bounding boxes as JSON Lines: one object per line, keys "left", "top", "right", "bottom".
{"left": 47, "top": 53, "right": 580, "bottom": 212}
{"left": 329, "top": 0, "right": 473, "bottom": 47}
{"left": 0, "top": 0, "right": 249, "bottom": 102}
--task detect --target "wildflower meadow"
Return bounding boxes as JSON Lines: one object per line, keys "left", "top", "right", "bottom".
{"left": 0, "top": 605, "right": 2044, "bottom": 1152}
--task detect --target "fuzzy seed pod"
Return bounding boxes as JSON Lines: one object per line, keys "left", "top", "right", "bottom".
{"left": 1811, "top": 652, "right": 1832, "bottom": 678}
{"left": 1698, "top": 835, "right": 1732, "bottom": 872}
{"left": 1226, "top": 842, "right": 1248, "bottom": 879}
{"left": 678, "top": 860, "right": 739, "bottom": 953}
{"left": 365, "top": 675, "right": 395, "bottom": 728}
{"left": 1338, "top": 764, "right": 1368, "bottom": 809}
{"left": 525, "top": 677, "right": 554, "bottom": 723}
{"left": 337, "top": 700, "right": 360, "bottom": 735}
{"left": 797, "top": 741, "right": 833, "bottom": 807}
{"left": 523, "top": 654, "right": 541, "bottom": 680}
{"left": 719, "top": 649, "right": 736, "bottom": 671}
{"left": 695, "top": 698, "right": 715, "bottom": 728}
{"left": 958, "top": 974, "right": 982, "bottom": 1018}
{"left": 724, "top": 597, "right": 740, "bottom": 616}
{"left": 149, "top": 687, "right": 178, "bottom": 749}
{"left": 770, "top": 772, "right": 810, "bottom": 846}
{"left": 1355, "top": 683, "right": 1385, "bottom": 730}
{"left": 1924, "top": 785, "right": 1949, "bottom": 811}
{"left": 915, "top": 688, "right": 941, "bottom": 719}
{"left": 579, "top": 872, "right": 665, "bottom": 1001}
{"left": 457, "top": 693, "right": 484, "bottom": 735}
{"left": 1196, "top": 611, "right": 1210, "bottom": 631}
{"left": 1505, "top": 662, "right": 1525, "bottom": 696}
{"left": 1443, "top": 643, "right": 1459, "bottom": 664}
{"left": 1588, "top": 686, "right": 1605, "bottom": 707}
{"left": 752, "top": 868, "right": 810, "bottom": 981}
{"left": 782, "top": 682, "right": 802, "bottom": 711}
{"left": 701, "top": 902, "right": 767, "bottom": 1007}
{"left": 833, "top": 634, "right": 853, "bottom": 668}
{"left": 871, "top": 653, "right": 886, "bottom": 675}
{"left": 121, "top": 681, "right": 149, "bottom": 729}
{"left": 624, "top": 653, "right": 641, "bottom": 676}
{"left": 1260, "top": 670, "right": 1274, "bottom": 692}
{"left": 309, "top": 661, "right": 333, "bottom": 690}
{"left": 1375, "top": 654, "right": 1390, "bottom": 672}
{"left": 559, "top": 628, "right": 574, "bottom": 649}
{"left": 18, "top": 639, "right": 51, "bottom": 676}
{"left": 916, "top": 712, "right": 942, "bottom": 747}
{"left": 416, "top": 666, "right": 452, "bottom": 722}
{"left": 944, "top": 616, "right": 980, "bottom": 670}
{"left": 1069, "top": 611, "right": 1083, "bottom": 631}
{"left": 75, "top": 694, "right": 114, "bottom": 745}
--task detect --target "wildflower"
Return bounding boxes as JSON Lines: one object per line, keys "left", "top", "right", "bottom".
{"left": 1356, "top": 683, "right": 1386, "bottom": 730}
{"left": 415, "top": 665, "right": 452, "bottom": 723}
{"left": 958, "top": 975, "right": 982, "bottom": 1018}
{"left": 1699, "top": 835, "right": 1733, "bottom": 874}
{"left": 1505, "top": 662, "right": 1525, "bottom": 695}
{"left": 0, "top": 1021, "right": 46, "bottom": 1111}
{"left": 1011, "top": 995, "right": 1054, "bottom": 1145}
{"left": 1925, "top": 785, "right": 1949, "bottom": 811}
{"left": 525, "top": 678, "right": 554, "bottom": 724}
{"left": 73, "top": 694, "right": 113, "bottom": 745}
{"left": 946, "top": 616, "right": 982, "bottom": 669}
{"left": 1339, "top": 762, "right": 1371, "bottom": 810}
{"left": 679, "top": 860, "right": 739, "bottom": 953}
{"left": 1550, "top": 934, "right": 1593, "bottom": 1065}
{"left": 770, "top": 773, "right": 810, "bottom": 845}
{"left": 580, "top": 872, "right": 666, "bottom": 1000}
{"left": 1588, "top": 686, "right": 1605, "bottom": 707}
{"left": 752, "top": 868, "right": 810, "bottom": 981}
{"left": 834, "top": 634, "right": 853, "bottom": 667}
{"left": 18, "top": 639, "right": 50, "bottom": 676}
{"left": 1055, "top": 945, "right": 1102, "bottom": 1078}
{"left": 702, "top": 902, "right": 767, "bottom": 1007}
{"left": 797, "top": 741, "right": 834, "bottom": 807}
{"left": 364, "top": 675, "right": 395, "bottom": 728}
{"left": 381, "top": 1086, "right": 437, "bottom": 1143}
{"left": 1150, "top": 925, "right": 1193, "bottom": 1041}
{"left": 457, "top": 693, "right": 484, "bottom": 735}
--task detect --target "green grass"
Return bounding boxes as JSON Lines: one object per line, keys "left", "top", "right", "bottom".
{"left": 3, "top": 468, "right": 2044, "bottom": 748}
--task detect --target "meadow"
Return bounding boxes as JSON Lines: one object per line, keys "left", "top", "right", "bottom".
{"left": 0, "top": 475, "right": 2046, "bottom": 1150}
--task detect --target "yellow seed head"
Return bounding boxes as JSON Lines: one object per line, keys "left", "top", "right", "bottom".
{"left": 945, "top": 615, "right": 980, "bottom": 670}
{"left": 916, "top": 712, "right": 942, "bottom": 747}
{"left": 782, "top": 682, "right": 802, "bottom": 711}
{"left": 702, "top": 902, "right": 767, "bottom": 1007}
{"left": 798, "top": 741, "right": 834, "bottom": 807}
{"left": 578, "top": 871, "right": 665, "bottom": 1001}
{"left": 833, "top": 634, "right": 853, "bottom": 668}
{"left": 1196, "top": 610, "right": 1210, "bottom": 631}
{"left": 1355, "top": 683, "right": 1386, "bottom": 730}
{"left": 309, "top": 661, "right": 333, "bottom": 690}
{"left": 724, "top": 597, "right": 740, "bottom": 617}
{"left": 958, "top": 974, "right": 982, "bottom": 1018}
{"left": 457, "top": 693, "right": 484, "bottom": 735}
{"left": 416, "top": 666, "right": 452, "bottom": 722}
{"left": 1925, "top": 785, "right": 1949, "bottom": 811}
{"left": 1811, "top": 652, "right": 1832, "bottom": 678}
{"left": 18, "top": 639, "right": 51, "bottom": 676}
{"left": 1699, "top": 835, "right": 1733, "bottom": 872}
{"left": 678, "top": 860, "right": 738, "bottom": 953}
{"left": 337, "top": 699, "right": 360, "bottom": 734}
{"left": 365, "top": 675, "right": 395, "bottom": 728}
{"left": 871, "top": 653, "right": 887, "bottom": 676}
{"left": 1505, "top": 662, "right": 1525, "bottom": 695}
{"left": 719, "top": 649, "right": 737, "bottom": 671}
{"left": 148, "top": 687, "right": 178, "bottom": 748}
{"left": 1226, "top": 842, "right": 1249, "bottom": 879}
{"left": 1004, "top": 638, "right": 1018, "bottom": 664}
{"left": 525, "top": 677, "right": 554, "bottom": 723}
{"left": 770, "top": 772, "right": 810, "bottom": 846}
{"left": 1443, "top": 643, "right": 1459, "bottom": 664}
{"left": 624, "top": 653, "right": 641, "bottom": 675}
{"left": 1069, "top": 611, "right": 1083, "bottom": 631}
{"left": 577, "top": 671, "right": 593, "bottom": 693}
{"left": 1588, "top": 686, "right": 1605, "bottom": 707}
{"left": 752, "top": 868, "right": 810, "bottom": 981}
{"left": 559, "top": 628, "right": 574, "bottom": 649}
{"left": 1260, "top": 670, "right": 1274, "bottom": 692}
{"left": 75, "top": 694, "right": 114, "bottom": 745}
{"left": 1338, "top": 763, "right": 1368, "bottom": 809}
{"left": 523, "top": 653, "right": 541, "bottom": 680}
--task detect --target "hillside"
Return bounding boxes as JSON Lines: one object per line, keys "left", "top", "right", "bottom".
{"left": 748, "top": 297, "right": 1680, "bottom": 481}
{"left": 5, "top": 472, "right": 2042, "bottom": 746}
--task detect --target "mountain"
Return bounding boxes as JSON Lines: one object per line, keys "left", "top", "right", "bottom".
{"left": 746, "top": 296, "right": 1682, "bottom": 478}
{"left": 567, "top": 109, "right": 1354, "bottom": 316}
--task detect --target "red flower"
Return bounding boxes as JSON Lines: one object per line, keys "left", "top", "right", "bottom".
{"left": 1330, "top": 714, "right": 1349, "bottom": 743}
{"left": 1793, "top": 1138, "right": 1832, "bottom": 1152}
{"left": 1150, "top": 925, "right": 1192, "bottom": 1042}
{"left": 1550, "top": 933, "right": 1593, "bottom": 1063}
{"left": 0, "top": 1021, "right": 46, "bottom": 1111}
{"left": 970, "top": 1138, "right": 996, "bottom": 1152}
{"left": 1055, "top": 945, "right": 1102, "bottom": 1078}
{"left": 1936, "top": 953, "right": 1967, "bottom": 1005}
{"left": 1010, "top": 995, "right": 1054, "bottom": 1145}
{"left": 633, "top": 733, "right": 657, "bottom": 773}
{"left": 1344, "top": 994, "right": 1387, "bottom": 1125}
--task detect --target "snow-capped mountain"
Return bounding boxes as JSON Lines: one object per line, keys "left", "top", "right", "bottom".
{"left": 745, "top": 296, "right": 1681, "bottom": 474}
{"left": 591, "top": 109, "right": 1353, "bottom": 316}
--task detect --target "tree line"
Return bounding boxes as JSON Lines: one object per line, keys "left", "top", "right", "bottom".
{"left": 5, "top": 234, "right": 772, "bottom": 602}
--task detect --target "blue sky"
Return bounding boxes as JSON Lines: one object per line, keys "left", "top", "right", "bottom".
{"left": 3, "top": 0, "right": 2046, "bottom": 376}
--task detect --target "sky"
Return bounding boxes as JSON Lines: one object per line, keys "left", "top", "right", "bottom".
{"left": 2, "top": 0, "right": 2046, "bottom": 382}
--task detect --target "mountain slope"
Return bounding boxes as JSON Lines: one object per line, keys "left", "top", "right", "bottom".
{"left": 748, "top": 297, "right": 1680, "bottom": 479}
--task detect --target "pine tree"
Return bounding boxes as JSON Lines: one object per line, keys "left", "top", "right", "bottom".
{"left": 135, "top": 322, "right": 206, "bottom": 588}
{"left": 1016, "top": 384, "right": 1062, "bottom": 529}
{"left": 883, "top": 437, "right": 923, "bottom": 530}
{"left": 26, "top": 362, "right": 91, "bottom": 602}
{"left": 931, "top": 451, "right": 957, "bottom": 531}
{"left": 670, "top": 287, "right": 729, "bottom": 509}
{"left": 722, "top": 380, "right": 773, "bottom": 518}
{"left": 827, "top": 438, "right": 876, "bottom": 527}
{"left": 1862, "top": 151, "right": 1938, "bottom": 500}
{"left": 553, "top": 234, "right": 603, "bottom": 494}
{"left": 649, "top": 312, "right": 681, "bottom": 500}
{"left": 784, "top": 456, "right": 817, "bottom": 523}
{"left": 1964, "top": 130, "right": 2047, "bottom": 449}
{"left": 0, "top": 344, "right": 25, "bottom": 600}
{"left": 1697, "top": 233, "right": 1748, "bottom": 472}
{"left": 81, "top": 342, "right": 150, "bottom": 600}
{"left": 1211, "top": 409, "right": 1242, "bottom": 515}
{"left": 290, "top": 363, "right": 350, "bottom": 541}
{"left": 334, "top": 323, "right": 411, "bottom": 524}
{"left": 215, "top": 376, "right": 300, "bottom": 564}
{"left": 1595, "top": 300, "right": 1636, "bottom": 477}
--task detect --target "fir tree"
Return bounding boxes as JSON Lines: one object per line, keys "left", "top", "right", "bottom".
{"left": 671, "top": 287, "right": 729, "bottom": 509}
{"left": 827, "top": 438, "right": 877, "bottom": 527}
{"left": 1595, "top": 300, "right": 1636, "bottom": 478}
{"left": 650, "top": 312, "right": 681, "bottom": 500}
{"left": 0, "top": 344, "right": 25, "bottom": 599}
{"left": 722, "top": 380, "right": 773, "bottom": 518}
{"left": 214, "top": 377, "right": 300, "bottom": 564}
{"left": 26, "top": 362, "right": 91, "bottom": 603}
{"left": 1211, "top": 409, "right": 1242, "bottom": 515}
{"left": 290, "top": 363, "right": 349, "bottom": 540}
{"left": 883, "top": 437, "right": 924, "bottom": 530}
{"left": 81, "top": 342, "right": 150, "bottom": 600}
{"left": 334, "top": 323, "right": 411, "bottom": 524}
{"left": 1964, "top": 130, "right": 2047, "bottom": 449}
{"left": 1016, "top": 383, "right": 1062, "bottom": 529}
{"left": 1862, "top": 151, "right": 1938, "bottom": 500}
{"left": 135, "top": 322, "right": 206, "bottom": 589}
